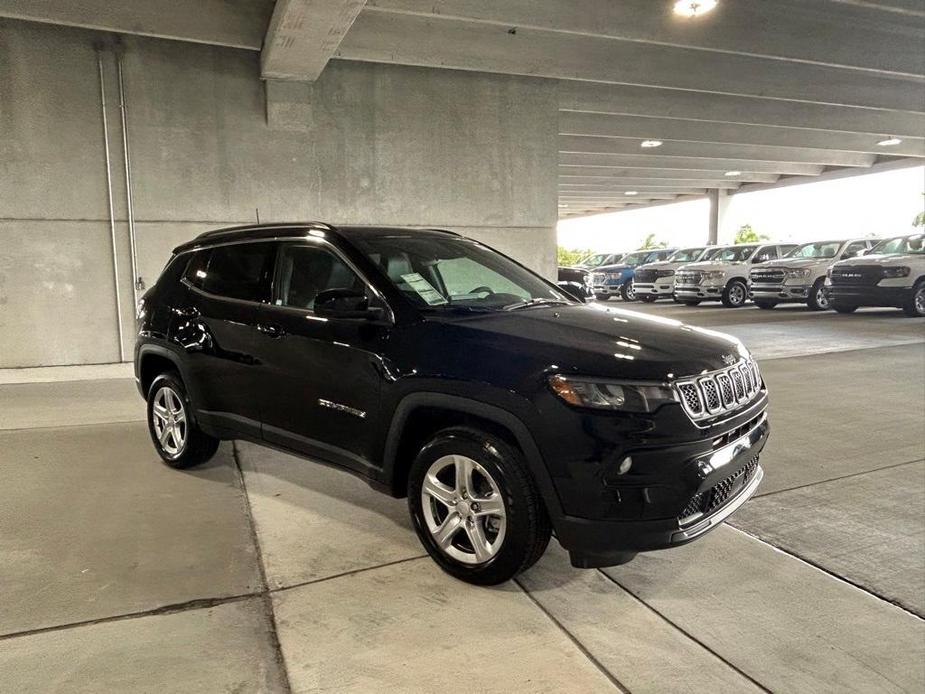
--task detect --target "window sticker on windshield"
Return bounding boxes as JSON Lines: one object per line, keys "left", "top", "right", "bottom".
{"left": 401, "top": 272, "right": 448, "bottom": 305}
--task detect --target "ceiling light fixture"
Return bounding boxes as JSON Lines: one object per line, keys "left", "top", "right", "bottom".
{"left": 673, "top": 0, "right": 718, "bottom": 18}
{"left": 558, "top": 203, "right": 569, "bottom": 208}
{"left": 724, "top": 170, "right": 742, "bottom": 177}
{"left": 625, "top": 191, "right": 639, "bottom": 196}
{"left": 641, "top": 139, "right": 663, "bottom": 148}
{"left": 877, "top": 136, "right": 902, "bottom": 146}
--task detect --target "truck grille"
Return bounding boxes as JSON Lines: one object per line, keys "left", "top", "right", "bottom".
{"left": 673, "top": 359, "right": 763, "bottom": 422}
{"left": 829, "top": 265, "right": 882, "bottom": 286}
{"left": 676, "top": 270, "right": 702, "bottom": 285}
{"left": 750, "top": 268, "right": 785, "bottom": 284}
{"left": 678, "top": 457, "right": 760, "bottom": 524}
{"left": 635, "top": 269, "right": 674, "bottom": 283}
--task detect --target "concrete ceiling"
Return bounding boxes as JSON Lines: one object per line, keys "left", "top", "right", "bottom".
{"left": 2, "top": 0, "right": 923, "bottom": 219}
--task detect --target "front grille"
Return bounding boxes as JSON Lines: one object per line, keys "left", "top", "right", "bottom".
{"left": 590, "top": 272, "right": 602, "bottom": 285}
{"left": 750, "top": 268, "right": 785, "bottom": 285}
{"left": 634, "top": 269, "right": 657, "bottom": 283}
{"left": 676, "top": 270, "right": 702, "bottom": 285}
{"left": 829, "top": 265, "right": 883, "bottom": 286}
{"left": 678, "top": 457, "right": 760, "bottom": 524}
{"left": 672, "top": 358, "right": 763, "bottom": 422}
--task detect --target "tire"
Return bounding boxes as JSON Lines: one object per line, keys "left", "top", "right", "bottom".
{"left": 807, "top": 278, "right": 830, "bottom": 311}
{"left": 721, "top": 279, "right": 748, "bottom": 308}
{"left": 902, "top": 280, "right": 925, "bottom": 317}
{"left": 832, "top": 302, "right": 858, "bottom": 314}
{"left": 620, "top": 281, "right": 636, "bottom": 302}
{"left": 407, "top": 427, "right": 551, "bottom": 585}
{"left": 639, "top": 295, "right": 657, "bottom": 303}
{"left": 680, "top": 300, "right": 701, "bottom": 306}
{"left": 595, "top": 294, "right": 612, "bottom": 301}
{"left": 755, "top": 300, "right": 777, "bottom": 310}
{"left": 146, "top": 372, "right": 219, "bottom": 469}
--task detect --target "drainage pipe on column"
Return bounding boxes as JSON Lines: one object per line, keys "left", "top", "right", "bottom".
{"left": 96, "top": 45, "right": 126, "bottom": 362}
{"left": 116, "top": 45, "right": 141, "bottom": 301}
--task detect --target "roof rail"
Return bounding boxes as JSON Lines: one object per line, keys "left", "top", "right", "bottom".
{"left": 194, "top": 221, "right": 333, "bottom": 240}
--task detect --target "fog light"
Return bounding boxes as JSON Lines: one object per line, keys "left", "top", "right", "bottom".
{"left": 618, "top": 456, "right": 633, "bottom": 475}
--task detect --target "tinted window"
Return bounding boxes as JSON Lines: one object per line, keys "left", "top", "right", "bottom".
{"left": 275, "top": 244, "right": 365, "bottom": 310}
{"left": 752, "top": 246, "right": 777, "bottom": 263}
{"left": 843, "top": 241, "right": 868, "bottom": 258}
{"left": 194, "top": 243, "right": 275, "bottom": 302}
{"left": 788, "top": 242, "right": 842, "bottom": 259}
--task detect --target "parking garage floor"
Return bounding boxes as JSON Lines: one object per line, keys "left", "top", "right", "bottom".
{"left": 1, "top": 304, "right": 923, "bottom": 693}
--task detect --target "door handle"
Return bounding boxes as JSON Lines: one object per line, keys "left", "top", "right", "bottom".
{"left": 174, "top": 306, "right": 200, "bottom": 317}
{"left": 257, "top": 323, "right": 285, "bottom": 338}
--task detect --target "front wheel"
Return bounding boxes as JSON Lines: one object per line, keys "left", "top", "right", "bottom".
{"left": 721, "top": 280, "right": 748, "bottom": 308}
{"left": 807, "top": 279, "right": 830, "bottom": 311}
{"left": 755, "top": 300, "right": 777, "bottom": 310}
{"left": 620, "top": 281, "right": 636, "bottom": 302}
{"left": 407, "top": 427, "right": 551, "bottom": 585}
{"left": 146, "top": 372, "right": 219, "bottom": 469}
{"left": 903, "top": 280, "right": 925, "bottom": 317}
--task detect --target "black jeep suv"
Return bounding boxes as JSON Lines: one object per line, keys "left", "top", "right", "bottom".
{"left": 135, "top": 223, "right": 769, "bottom": 584}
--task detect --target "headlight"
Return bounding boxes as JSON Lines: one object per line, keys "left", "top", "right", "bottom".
{"left": 548, "top": 375, "right": 677, "bottom": 412}
{"left": 702, "top": 271, "right": 725, "bottom": 282}
{"left": 882, "top": 266, "right": 910, "bottom": 278}
{"left": 659, "top": 269, "right": 676, "bottom": 278}
{"left": 785, "top": 268, "right": 811, "bottom": 279}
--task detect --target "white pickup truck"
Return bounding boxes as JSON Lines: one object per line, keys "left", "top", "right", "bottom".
{"left": 633, "top": 246, "right": 717, "bottom": 302}
{"left": 748, "top": 238, "right": 875, "bottom": 310}
{"left": 825, "top": 232, "right": 925, "bottom": 317}
{"left": 674, "top": 243, "right": 797, "bottom": 308}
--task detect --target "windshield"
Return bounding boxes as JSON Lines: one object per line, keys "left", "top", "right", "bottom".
{"left": 669, "top": 247, "right": 706, "bottom": 263}
{"left": 700, "top": 247, "right": 723, "bottom": 260}
{"left": 581, "top": 253, "right": 615, "bottom": 267}
{"left": 355, "top": 234, "right": 570, "bottom": 311}
{"left": 713, "top": 245, "right": 757, "bottom": 262}
{"left": 786, "top": 241, "right": 843, "bottom": 259}
{"left": 622, "top": 251, "right": 654, "bottom": 267}
{"left": 871, "top": 233, "right": 925, "bottom": 255}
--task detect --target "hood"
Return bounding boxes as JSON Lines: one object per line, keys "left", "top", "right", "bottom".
{"left": 834, "top": 253, "right": 922, "bottom": 267}
{"left": 758, "top": 257, "right": 830, "bottom": 269}
{"left": 594, "top": 263, "right": 631, "bottom": 272}
{"left": 429, "top": 303, "right": 748, "bottom": 381}
{"left": 638, "top": 260, "right": 671, "bottom": 270}
{"left": 680, "top": 260, "right": 746, "bottom": 271}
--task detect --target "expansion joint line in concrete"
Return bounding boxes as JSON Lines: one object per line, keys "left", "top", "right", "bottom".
{"left": 594, "top": 569, "right": 773, "bottom": 693}
{"left": 513, "top": 578, "right": 631, "bottom": 693}
{"left": 752, "top": 457, "right": 925, "bottom": 500}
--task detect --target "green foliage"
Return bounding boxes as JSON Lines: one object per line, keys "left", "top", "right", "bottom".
{"left": 557, "top": 246, "right": 594, "bottom": 266}
{"left": 734, "top": 224, "right": 769, "bottom": 244}
{"left": 914, "top": 195, "right": 925, "bottom": 228}
{"left": 639, "top": 233, "right": 667, "bottom": 249}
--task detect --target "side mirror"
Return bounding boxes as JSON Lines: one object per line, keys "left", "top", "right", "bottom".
{"left": 315, "top": 288, "right": 380, "bottom": 319}
{"left": 556, "top": 281, "right": 587, "bottom": 302}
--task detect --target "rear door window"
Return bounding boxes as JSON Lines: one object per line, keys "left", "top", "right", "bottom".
{"left": 188, "top": 243, "right": 276, "bottom": 302}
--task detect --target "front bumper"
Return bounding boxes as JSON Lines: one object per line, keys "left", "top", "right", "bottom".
{"left": 635, "top": 281, "right": 675, "bottom": 298}
{"left": 593, "top": 282, "right": 623, "bottom": 296}
{"left": 675, "top": 283, "right": 723, "bottom": 300}
{"left": 749, "top": 282, "right": 810, "bottom": 302}
{"left": 551, "top": 407, "right": 770, "bottom": 568}
{"left": 825, "top": 284, "right": 911, "bottom": 308}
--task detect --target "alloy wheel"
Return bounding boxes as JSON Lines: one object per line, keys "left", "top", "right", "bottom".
{"left": 815, "top": 286, "right": 830, "bottom": 309}
{"left": 916, "top": 286, "right": 925, "bottom": 316}
{"left": 151, "top": 386, "right": 187, "bottom": 457}
{"left": 729, "top": 283, "right": 745, "bottom": 306}
{"left": 420, "top": 454, "right": 507, "bottom": 564}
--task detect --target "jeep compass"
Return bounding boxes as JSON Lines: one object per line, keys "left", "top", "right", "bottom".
{"left": 135, "top": 223, "right": 770, "bottom": 585}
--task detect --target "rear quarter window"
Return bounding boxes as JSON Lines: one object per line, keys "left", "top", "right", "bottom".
{"left": 185, "top": 243, "right": 276, "bottom": 302}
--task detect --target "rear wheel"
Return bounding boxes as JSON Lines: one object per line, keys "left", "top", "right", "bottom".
{"left": 807, "top": 278, "right": 830, "bottom": 311}
{"left": 146, "top": 372, "right": 219, "bottom": 469}
{"left": 832, "top": 302, "right": 858, "bottom": 314}
{"left": 903, "top": 280, "right": 925, "bottom": 317}
{"left": 407, "top": 427, "right": 551, "bottom": 585}
{"left": 620, "top": 281, "right": 636, "bottom": 302}
{"left": 755, "top": 300, "right": 777, "bottom": 310}
{"left": 721, "top": 279, "right": 747, "bottom": 308}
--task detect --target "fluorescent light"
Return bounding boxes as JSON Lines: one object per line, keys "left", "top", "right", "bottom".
{"left": 724, "top": 170, "right": 742, "bottom": 177}
{"left": 625, "top": 191, "right": 639, "bottom": 196}
{"left": 877, "top": 136, "right": 902, "bottom": 146}
{"left": 673, "top": 0, "right": 718, "bottom": 17}
{"left": 558, "top": 203, "right": 569, "bottom": 208}
{"left": 641, "top": 139, "right": 663, "bottom": 148}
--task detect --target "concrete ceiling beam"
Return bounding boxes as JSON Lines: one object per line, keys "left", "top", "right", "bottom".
{"left": 558, "top": 167, "right": 779, "bottom": 183}
{"left": 365, "top": 0, "right": 925, "bottom": 77}
{"left": 559, "top": 135, "right": 877, "bottom": 168}
{"left": 559, "top": 180, "right": 743, "bottom": 190}
{"left": 335, "top": 13, "right": 924, "bottom": 111}
{"left": 558, "top": 83, "right": 925, "bottom": 138}
{"left": 262, "top": 0, "right": 366, "bottom": 80}
{"left": 558, "top": 153, "right": 825, "bottom": 177}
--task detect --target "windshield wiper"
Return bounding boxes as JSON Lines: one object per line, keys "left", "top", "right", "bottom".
{"left": 503, "top": 298, "right": 570, "bottom": 311}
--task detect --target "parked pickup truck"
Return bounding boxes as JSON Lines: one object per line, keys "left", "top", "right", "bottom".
{"left": 675, "top": 243, "right": 797, "bottom": 308}
{"left": 558, "top": 252, "right": 624, "bottom": 299}
{"left": 590, "top": 248, "right": 676, "bottom": 301}
{"left": 748, "top": 238, "right": 875, "bottom": 310}
{"left": 825, "top": 232, "right": 925, "bottom": 317}
{"left": 634, "top": 246, "right": 718, "bottom": 303}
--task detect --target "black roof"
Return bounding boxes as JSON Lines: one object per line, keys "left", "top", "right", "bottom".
{"left": 172, "top": 222, "right": 460, "bottom": 254}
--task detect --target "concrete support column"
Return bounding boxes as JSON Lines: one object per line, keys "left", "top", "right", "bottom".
{"left": 708, "top": 188, "right": 730, "bottom": 245}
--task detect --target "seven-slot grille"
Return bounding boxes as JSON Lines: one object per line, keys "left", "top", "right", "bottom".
{"left": 675, "top": 270, "right": 702, "bottom": 285}
{"left": 829, "top": 265, "right": 883, "bottom": 286}
{"left": 673, "top": 359, "right": 763, "bottom": 421}
{"left": 678, "top": 457, "right": 760, "bottom": 524}
{"left": 750, "top": 268, "right": 785, "bottom": 285}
